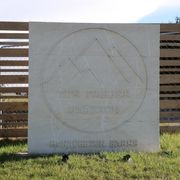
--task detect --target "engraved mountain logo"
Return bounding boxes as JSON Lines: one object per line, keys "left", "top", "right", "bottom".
{"left": 41, "top": 28, "right": 147, "bottom": 133}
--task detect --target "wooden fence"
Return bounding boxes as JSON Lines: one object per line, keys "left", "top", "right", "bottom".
{"left": 160, "top": 24, "right": 180, "bottom": 132}
{"left": 0, "top": 22, "right": 180, "bottom": 138}
{"left": 0, "top": 22, "right": 28, "bottom": 137}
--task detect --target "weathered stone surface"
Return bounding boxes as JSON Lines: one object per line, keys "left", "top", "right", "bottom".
{"left": 29, "top": 23, "right": 160, "bottom": 153}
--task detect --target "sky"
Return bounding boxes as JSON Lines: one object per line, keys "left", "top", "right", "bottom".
{"left": 0, "top": 0, "right": 180, "bottom": 23}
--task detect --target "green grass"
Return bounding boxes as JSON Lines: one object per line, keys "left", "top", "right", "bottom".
{"left": 0, "top": 134, "right": 180, "bottom": 179}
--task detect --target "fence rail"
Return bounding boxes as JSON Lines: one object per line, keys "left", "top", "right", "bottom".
{"left": 0, "top": 22, "right": 180, "bottom": 138}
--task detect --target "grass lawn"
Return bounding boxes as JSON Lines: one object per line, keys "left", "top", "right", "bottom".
{"left": 0, "top": 133, "right": 180, "bottom": 179}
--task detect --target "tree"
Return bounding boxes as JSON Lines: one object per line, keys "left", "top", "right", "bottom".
{"left": 175, "top": 16, "right": 180, "bottom": 24}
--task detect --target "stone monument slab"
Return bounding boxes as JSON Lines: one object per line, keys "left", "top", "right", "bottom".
{"left": 29, "top": 22, "right": 159, "bottom": 153}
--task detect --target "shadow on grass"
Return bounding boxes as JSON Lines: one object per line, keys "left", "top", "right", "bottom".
{"left": 0, "top": 153, "right": 28, "bottom": 163}
{"left": 0, "top": 139, "right": 63, "bottom": 163}
{"left": 0, "top": 152, "right": 59, "bottom": 164}
{"left": 0, "top": 139, "right": 27, "bottom": 147}
{"left": 0, "top": 139, "right": 30, "bottom": 163}
{"left": 0, "top": 152, "right": 57, "bottom": 164}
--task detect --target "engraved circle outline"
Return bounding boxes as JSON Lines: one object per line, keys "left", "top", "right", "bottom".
{"left": 40, "top": 27, "right": 147, "bottom": 134}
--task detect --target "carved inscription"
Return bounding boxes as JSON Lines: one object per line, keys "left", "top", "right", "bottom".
{"left": 49, "top": 139, "right": 138, "bottom": 149}
{"left": 59, "top": 89, "right": 128, "bottom": 98}
{"left": 66, "top": 105, "right": 121, "bottom": 114}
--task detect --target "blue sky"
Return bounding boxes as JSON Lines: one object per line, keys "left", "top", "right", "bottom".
{"left": 139, "top": 6, "right": 180, "bottom": 23}
{"left": 0, "top": 0, "right": 179, "bottom": 23}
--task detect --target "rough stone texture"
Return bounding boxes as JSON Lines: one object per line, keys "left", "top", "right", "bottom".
{"left": 29, "top": 23, "right": 160, "bottom": 153}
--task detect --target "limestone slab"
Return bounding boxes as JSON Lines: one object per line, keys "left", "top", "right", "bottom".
{"left": 29, "top": 22, "right": 160, "bottom": 153}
